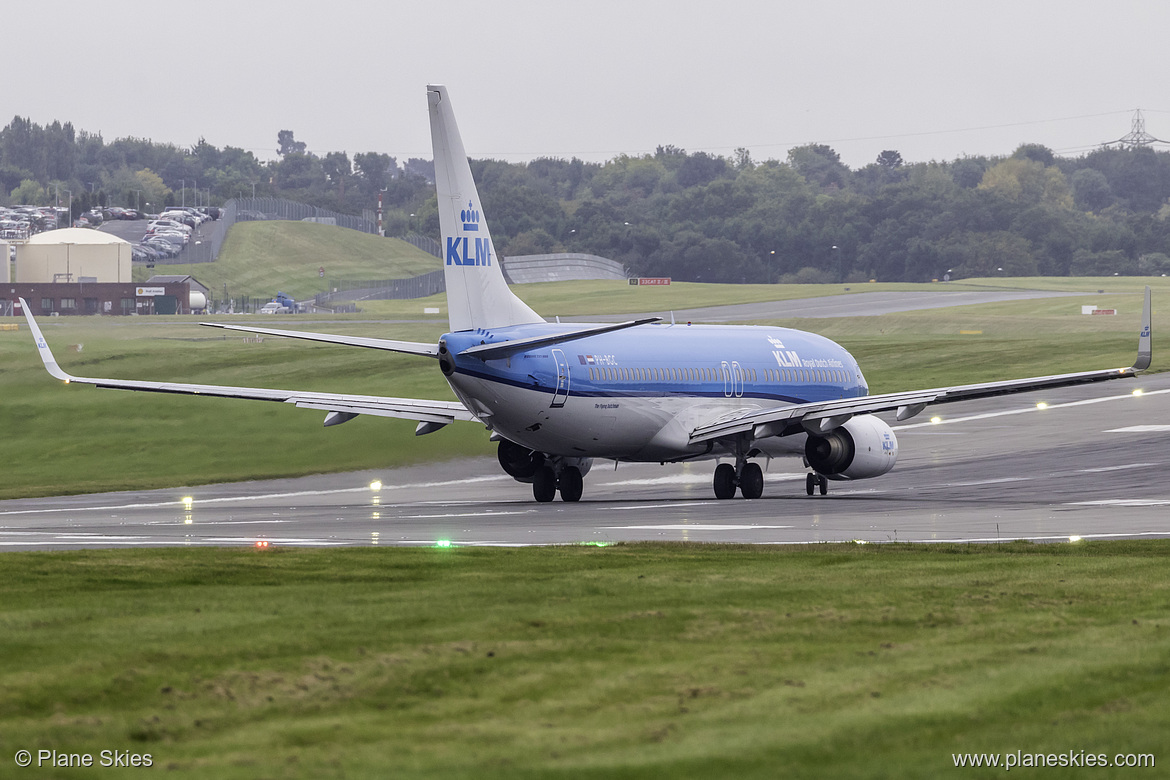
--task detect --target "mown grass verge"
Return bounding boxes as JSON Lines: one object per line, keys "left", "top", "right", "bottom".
{"left": 1, "top": 542, "right": 1167, "bottom": 778}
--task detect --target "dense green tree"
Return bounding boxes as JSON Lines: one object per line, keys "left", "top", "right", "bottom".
{"left": 1071, "top": 168, "right": 1113, "bottom": 212}
{"left": 787, "top": 144, "right": 849, "bottom": 190}
{"left": 277, "top": 130, "right": 306, "bottom": 157}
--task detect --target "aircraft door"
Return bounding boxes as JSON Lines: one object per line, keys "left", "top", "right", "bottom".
{"left": 721, "top": 361, "right": 744, "bottom": 398}
{"left": 551, "top": 348, "right": 570, "bottom": 408}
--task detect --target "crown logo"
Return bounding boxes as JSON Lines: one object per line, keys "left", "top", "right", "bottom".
{"left": 460, "top": 201, "right": 480, "bottom": 232}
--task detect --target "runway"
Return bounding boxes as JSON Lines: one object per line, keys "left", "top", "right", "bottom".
{"left": 2, "top": 373, "right": 1167, "bottom": 551}
{"left": 563, "top": 288, "right": 1089, "bottom": 323}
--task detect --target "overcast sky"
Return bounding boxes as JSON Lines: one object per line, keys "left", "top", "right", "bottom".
{"left": 10, "top": 0, "right": 1170, "bottom": 170}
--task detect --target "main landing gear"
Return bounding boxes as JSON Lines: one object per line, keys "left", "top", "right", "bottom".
{"left": 496, "top": 439, "right": 590, "bottom": 503}
{"left": 712, "top": 437, "right": 765, "bottom": 499}
{"left": 532, "top": 464, "right": 583, "bottom": 503}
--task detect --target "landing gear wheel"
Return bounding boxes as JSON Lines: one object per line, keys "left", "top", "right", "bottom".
{"left": 559, "top": 467, "right": 583, "bottom": 502}
{"left": 713, "top": 463, "right": 737, "bottom": 499}
{"left": 818, "top": 474, "right": 829, "bottom": 496}
{"left": 806, "top": 473, "right": 817, "bottom": 496}
{"left": 533, "top": 466, "right": 557, "bottom": 503}
{"left": 740, "top": 462, "right": 764, "bottom": 499}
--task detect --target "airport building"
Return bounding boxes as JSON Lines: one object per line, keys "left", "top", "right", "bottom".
{"left": 1, "top": 229, "right": 208, "bottom": 316}
{"left": 14, "top": 228, "right": 132, "bottom": 283}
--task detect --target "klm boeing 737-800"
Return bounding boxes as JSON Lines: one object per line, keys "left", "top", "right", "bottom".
{"left": 23, "top": 85, "right": 1153, "bottom": 503}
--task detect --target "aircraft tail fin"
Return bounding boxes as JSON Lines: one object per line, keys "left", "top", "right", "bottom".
{"left": 428, "top": 85, "right": 544, "bottom": 332}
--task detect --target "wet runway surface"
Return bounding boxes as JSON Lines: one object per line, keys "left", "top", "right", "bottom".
{"left": 565, "top": 288, "right": 1089, "bottom": 323}
{"left": 3, "top": 374, "right": 1167, "bottom": 551}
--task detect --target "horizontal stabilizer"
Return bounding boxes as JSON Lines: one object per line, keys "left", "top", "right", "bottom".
{"left": 459, "top": 318, "right": 661, "bottom": 360}
{"left": 201, "top": 322, "right": 438, "bottom": 357}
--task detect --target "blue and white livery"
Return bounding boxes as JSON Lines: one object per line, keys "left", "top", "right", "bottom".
{"left": 22, "top": 85, "right": 1153, "bottom": 502}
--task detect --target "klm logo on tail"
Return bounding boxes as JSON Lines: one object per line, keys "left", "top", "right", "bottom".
{"left": 447, "top": 200, "right": 492, "bottom": 266}
{"left": 447, "top": 236, "right": 492, "bottom": 266}
{"left": 461, "top": 201, "right": 480, "bottom": 231}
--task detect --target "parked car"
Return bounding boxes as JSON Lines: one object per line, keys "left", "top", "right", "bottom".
{"left": 148, "top": 231, "right": 188, "bottom": 247}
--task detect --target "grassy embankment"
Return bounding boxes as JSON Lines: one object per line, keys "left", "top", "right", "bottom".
{"left": 132, "top": 220, "right": 441, "bottom": 301}
{"left": 1, "top": 276, "right": 1161, "bottom": 499}
{"left": 1, "top": 542, "right": 1168, "bottom": 778}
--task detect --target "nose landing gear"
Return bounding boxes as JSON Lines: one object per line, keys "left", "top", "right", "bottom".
{"left": 805, "top": 472, "right": 829, "bottom": 496}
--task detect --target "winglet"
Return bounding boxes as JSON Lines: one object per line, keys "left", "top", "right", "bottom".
{"left": 19, "top": 298, "right": 75, "bottom": 383}
{"left": 1133, "top": 286, "right": 1152, "bottom": 372}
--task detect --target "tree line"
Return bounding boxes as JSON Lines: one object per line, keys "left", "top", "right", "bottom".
{"left": 5, "top": 114, "right": 1170, "bottom": 281}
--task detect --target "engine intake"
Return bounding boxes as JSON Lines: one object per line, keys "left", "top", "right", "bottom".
{"left": 804, "top": 415, "right": 898, "bottom": 481}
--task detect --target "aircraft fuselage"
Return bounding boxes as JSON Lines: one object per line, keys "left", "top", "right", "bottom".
{"left": 441, "top": 322, "right": 868, "bottom": 462}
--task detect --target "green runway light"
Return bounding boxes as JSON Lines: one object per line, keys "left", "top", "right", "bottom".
{"left": 435, "top": 539, "right": 452, "bottom": 548}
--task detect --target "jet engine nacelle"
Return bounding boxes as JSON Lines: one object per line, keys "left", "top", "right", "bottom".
{"left": 497, "top": 438, "right": 543, "bottom": 482}
{"left": 804, "top": 415, "right": 898, "bottom": 481}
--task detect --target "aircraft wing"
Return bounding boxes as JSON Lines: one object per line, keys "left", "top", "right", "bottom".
{"left": 691, "top": 286, "right": 1153, "bottom": 444}
{"left": 20, "top": 300, "right": 474, "bottom": 431}
{"left": 199, "top": 322, "right": 439, "bottom": 357}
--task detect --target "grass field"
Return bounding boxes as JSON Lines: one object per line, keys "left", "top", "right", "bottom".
{"left": 1, "top": 542, "right": 1167, "bottom": 778}
{"left": 0, "top": 279, "right": 1159, "bottom": 499}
